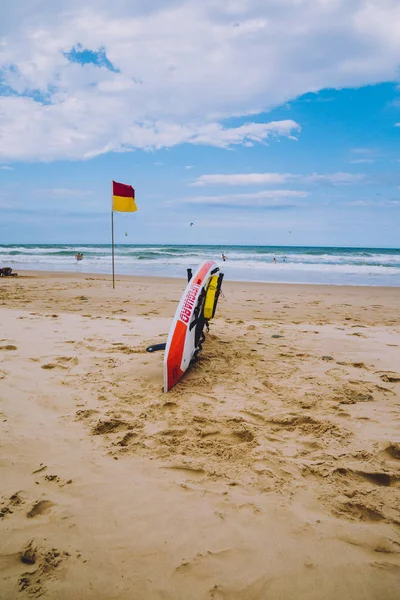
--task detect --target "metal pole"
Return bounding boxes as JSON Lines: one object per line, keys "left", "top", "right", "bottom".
{"left": 111, "top": 210, "right": 115, "bottom": 290}
{"left": 111, "top": 180, "right": 115, "bottom": 289}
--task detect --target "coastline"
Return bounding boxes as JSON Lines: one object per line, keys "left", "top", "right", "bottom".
{"left": 5, "top": 267, "right": 400, "bottom": 289}
{"left": 1, "top": 271, "right": 399, "bottom": 599}
{"left": 2, "top": 242, "right": 400, "bottom": 288}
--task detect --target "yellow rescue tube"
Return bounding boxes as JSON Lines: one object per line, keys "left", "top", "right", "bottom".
{"left": 204, "top": 275, "right": 219, "bottom": 320}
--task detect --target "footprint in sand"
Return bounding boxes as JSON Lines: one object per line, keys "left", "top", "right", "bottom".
{"left": 42, "top": 474, "right": 72, "bottom": 487}
{"left": 240, "top": 410, "right": 266, "bottom": 424}
{"left": 75, "top": 409, "right": 99, "bottom": 420}
{"left": 161, "top": 401, "right": 178, "bottom": 411}
{"left": 18, "top": 542, "right": 70, "bottom": 596}
{"left": 0, "top": 345, "right": 17, "bottom": 351}
{"left": 333, "top": 467, "right": 397, "bottom": 488}
{"left": 20, "top": 541, "right": 37, "bottom": 565}
{"left": 380, "top": 373, "right": 400, "bottom": 383}
{"left": 267, "top": 414, "right": 341, "bottom": 436}
{"left": 91, "top": 418, "right": 132, "bottom": 435}
{"left": 57, "top": 356, "right": 78, "bottom": 364}
{"left": 26, "top": 500, "right": 54, "bottom": 518}
{"left": 44, "top": 475, "right": 61, "bottom": 483}
{"left": 108, "top": 344, "right": 142, "bottom": 355}
{"left": 339, "top": 531, "right": 400, "bottom": 554}
{"left": 384, "top": 443, "right": 400, "bottom": 460}
{"left": 0, "top": 492, "right": 25, "bottom": 518}
{"left": 348, "top": 332, "right": 367, "bottom": 338}
{"left": 41, "top": 356, "right": 78, "bottom": 370}
{"left": 334, "top": 382, "right": 374, "bottom": 405}
{"left": 338, "top": 502, "right": 385, "bottom": 523}
{"left": 166, "top": 464, "right": 206, "bottom": 476}
{"left": 116, "top": 432, "right": 138, "bottom": 447}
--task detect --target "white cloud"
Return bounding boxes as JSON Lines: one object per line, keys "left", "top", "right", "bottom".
{"left": 351, "top": 147, "right": 375, "bottom": 154}
{"left": 0, "top": 97, "right": 300, "bottom": 160}
{"left": 349, "top": 158, "right": 375, "bottom": 164}
{"left": 349, "top": 147, "right": 382, "bottom": 163}
{"left": 0, "top": 165, "right": 14, "bottom": 170}
{"left": 186, "top": 120, "right": 300, "bottom": 148}
{"left": 304, "top": 172, "right": 366, "bottom": 185}
{"left": 192, "top": 171, "right": 367, "bottom": 186}
{"left": 168, "top": 189, "right": 308, "bottom": 208}
{"left": 347, "top": 199, "right": 400, "bottom": 207}
{"left": 1, "top": 1, "right": 400, "bottom": 161}
{"left": 192, "top": 172, "right": 294, "bottom": 186}
{"left": 395, "top": 123, "right": 400, "bottom": 127}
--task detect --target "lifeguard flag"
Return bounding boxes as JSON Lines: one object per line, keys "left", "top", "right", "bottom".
{"left": 112, "top": 180, "right": 137, "bottom": 212}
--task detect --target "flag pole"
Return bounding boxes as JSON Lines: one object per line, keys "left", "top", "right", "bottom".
{"left": 111, "top": 181, "right": 115, "bottom": 289}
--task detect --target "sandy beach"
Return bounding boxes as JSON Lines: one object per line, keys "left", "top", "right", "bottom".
{"left": 1, "top": 271, "right": 400, "bottom": 599}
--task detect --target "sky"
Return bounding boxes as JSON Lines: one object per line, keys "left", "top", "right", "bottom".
{"left": 0, "top": 0, "right": 399, "bottom": 247}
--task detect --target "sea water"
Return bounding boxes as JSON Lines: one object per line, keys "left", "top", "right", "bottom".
{"left": 1, "top": 244, "right": 400, "bottom": 286}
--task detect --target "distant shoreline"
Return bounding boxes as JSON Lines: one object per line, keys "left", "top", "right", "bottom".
{"left": 2, "top": 244, "right": 399, "bottom": 287}
{"left": 4, "top": 268, "right": 399, "bottom": 290}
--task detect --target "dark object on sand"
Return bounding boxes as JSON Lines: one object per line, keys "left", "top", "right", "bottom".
{"left": 0, "top": 267, "right": 18, "bottom": 277}
{"left": 146, "top": 343, "right": 167, "bottom": 353}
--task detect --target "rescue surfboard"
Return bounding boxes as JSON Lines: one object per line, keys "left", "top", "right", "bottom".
{"left": 163, "top": 260, "right": 223, "bottom": 392}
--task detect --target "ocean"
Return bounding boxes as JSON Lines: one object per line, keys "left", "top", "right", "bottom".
{"left": 1, "top": 244, "right": 400, "bottom": 287}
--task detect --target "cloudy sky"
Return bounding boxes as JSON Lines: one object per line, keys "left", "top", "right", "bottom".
{"left": 0, "top": 0, "right": 399, "bottom": 246}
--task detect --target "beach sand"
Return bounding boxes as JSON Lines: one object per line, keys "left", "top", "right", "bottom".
{"left": 1, "top": 271, "right": 400, "bottom": 599}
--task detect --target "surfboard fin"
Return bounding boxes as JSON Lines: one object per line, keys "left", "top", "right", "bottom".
{"left": 146, "top": 343, "right": 167, "bottom": 353}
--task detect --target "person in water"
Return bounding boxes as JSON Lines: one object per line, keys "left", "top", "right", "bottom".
{"left": 75, "top": 252, "right": 83, "bottom": 261}
{"left": 273, "top": 257, "right": 277, "bottom": 263}
{"left": 221, "top": 253, "right": 227, "bottom": 262}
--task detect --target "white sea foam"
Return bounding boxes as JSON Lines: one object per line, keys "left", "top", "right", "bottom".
{"left": 1, "top": 244, "right": 399, "bottom": 286}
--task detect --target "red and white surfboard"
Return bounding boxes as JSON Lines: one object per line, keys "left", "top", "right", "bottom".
{"left": 164, "top": 260, "right": 218, "bottom": 392}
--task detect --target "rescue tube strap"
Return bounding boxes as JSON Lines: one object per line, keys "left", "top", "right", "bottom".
{"left": 191, "top": 331, "right": 206, "bottom": 364}
{"left": 189, "top": 288, "right": 206, "bottom": 331}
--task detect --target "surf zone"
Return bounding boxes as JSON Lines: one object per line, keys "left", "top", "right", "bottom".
{"left": 179, "top": 283, "right": 201, "bottom": 324}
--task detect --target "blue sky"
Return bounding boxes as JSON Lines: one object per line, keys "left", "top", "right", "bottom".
{"left": 0, "top": 0, "right": 399, "bottom": 247}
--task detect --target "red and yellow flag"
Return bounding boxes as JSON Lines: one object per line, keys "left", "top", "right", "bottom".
{"left": 112, "top": 180, "right": 137, "bottom": 212}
